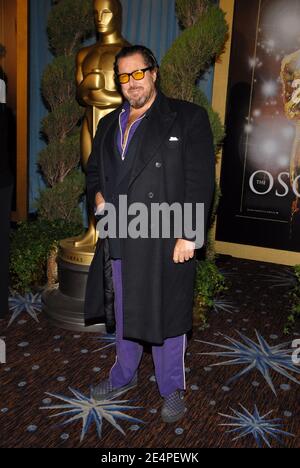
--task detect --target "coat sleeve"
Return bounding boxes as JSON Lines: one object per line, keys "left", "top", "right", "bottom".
{"left": 182, "top": 106, "right": 216, "bottom": 247}
{"left": 86, "top": 120, "right": 105, "bottom": 213}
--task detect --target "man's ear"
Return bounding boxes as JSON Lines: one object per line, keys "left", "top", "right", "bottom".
{"left": 151, "top": 69, "right": 158, "bottom": 83}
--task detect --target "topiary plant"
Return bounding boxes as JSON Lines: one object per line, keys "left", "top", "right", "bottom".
{"left": 9, "top": 0, "right": 96, "bottom": 294}
{"left": 160, "top": 0, "right": 229, "bottom": 261}
{"left": 284, "top": 265, "right": 300, "bottom": 335}
{"left": 193, "top": 259, "right": 228, "bottom": 328}
{"left": 36, "top": 0, "right": 95, "bottom": 223}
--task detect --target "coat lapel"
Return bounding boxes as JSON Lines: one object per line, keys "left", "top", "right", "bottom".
{"left": 128, "top": 92, "right": 177, "bottom": 190}
{"left": 98, "top": 92, "right": 177, "bottom": 192}
{"left": 99, "top": 110, "right": 119, "bottom": 194}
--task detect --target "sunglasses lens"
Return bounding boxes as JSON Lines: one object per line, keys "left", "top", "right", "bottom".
{"left": 132, "top": 70, "right": 144, "bottom": 80}
{"left": 118, "top": 68, "right": 150, "bottom": 84}
{"left": 118, "top": 74, "right": 129, "bottom": 84}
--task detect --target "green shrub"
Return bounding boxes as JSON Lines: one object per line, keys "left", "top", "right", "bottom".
{"left": 161, "top": 3, "right": 228, "bottom": 106}
{"left": 48, "top": 0, "right": 94, "bottom": 56}
{"left": 284, "top": 265, "right": 300, "bottom": 334}
{"left": 41, "top": 56, "right": 78, "bottom": 110}
{"left": 38, "top": 133, "right": 81, "bottom": 188}
{"left": 9, "top": 219, "right": 83, "bottom": 293}
{"left": 194, "top": 259, "right": 227, "bottom": 327}
{"left": 36, "top": 170, "right": 85, "bottom": 224}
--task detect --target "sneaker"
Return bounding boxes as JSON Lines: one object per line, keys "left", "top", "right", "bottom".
{"left": 90, "top": 374, "right": 138, "bottom": 401}
{"left": 161, "top": 390, "right": 186, "bottom": 423}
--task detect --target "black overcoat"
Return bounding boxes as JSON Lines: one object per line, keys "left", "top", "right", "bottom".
{"left": 84, "top": 91, "right": 215, "bottom": 344}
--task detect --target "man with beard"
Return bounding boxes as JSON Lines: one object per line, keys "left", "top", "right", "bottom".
{"left": 84, "top": 45, "right": 215, "bottom": 423}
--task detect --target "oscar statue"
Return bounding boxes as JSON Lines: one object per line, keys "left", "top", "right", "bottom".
{"left": 74, "top": 0, "right": 130, "bottom": 248}
{"left": 43, "top": 0, "right": 129, "bottom": 332}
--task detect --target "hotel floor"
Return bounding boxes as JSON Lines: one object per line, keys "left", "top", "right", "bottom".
{"left": 1, "top": 256, "right": 299, "bottom": 448}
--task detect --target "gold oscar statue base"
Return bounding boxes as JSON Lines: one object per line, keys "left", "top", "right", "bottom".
{"left": 42, "top": 233, "right": 105, "bottom": 333}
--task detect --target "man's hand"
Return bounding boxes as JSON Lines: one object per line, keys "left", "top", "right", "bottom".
{"left": 95, "top": 192, "right": 105, "bottom": 214}
{"left": 173, "top": 239, "right": 196, "bottom": 263}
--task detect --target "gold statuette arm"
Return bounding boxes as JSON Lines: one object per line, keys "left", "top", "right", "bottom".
{"left": 88, "top": 88, "right": 123, "bottom": 107}
{"left": 76, "top": 69, "right": 122, "bottom": 108}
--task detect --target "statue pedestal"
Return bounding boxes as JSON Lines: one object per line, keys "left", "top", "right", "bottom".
{"left": 42, "top": 239, "right": 105, "bottom": 333}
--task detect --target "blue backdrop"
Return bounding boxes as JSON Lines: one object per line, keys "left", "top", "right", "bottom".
{"left": 29, "top": 0, "right": 215, "bottom": 214}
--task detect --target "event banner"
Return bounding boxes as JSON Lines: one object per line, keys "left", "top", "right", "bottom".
{"left": 216, "top": 0, "right": 300, "bottom": 252}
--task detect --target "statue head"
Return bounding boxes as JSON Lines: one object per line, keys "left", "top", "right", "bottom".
{"left": 93, "top": 0, "right": 122, "bottom": 35}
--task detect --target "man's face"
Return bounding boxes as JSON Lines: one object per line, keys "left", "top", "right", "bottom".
{"left": 93, "top": 0, "right": 118, "bottom": 34}
{"left": 117, "top": 53, "right": 157, "bottom": 109}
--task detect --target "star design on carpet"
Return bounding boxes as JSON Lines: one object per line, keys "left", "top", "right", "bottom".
{"left": 260, "top": 268, "right": 297, "bottom": 288}
{"left": 211, "top": 297, "right": 237, "bottom": 314}
{"left": 92, "top": 333, "right": 116, "bottom": 353}
{"left": 219, "top": 404, "right": 294, "bottom": 448}
{"left": 40, "top": 387, "right": 144, "bottom": 442}
{"left": 8, "top": 292, "right": 42, "bottom": 327}
{"left": 196, "top": 330, "right": 300, "bottom": 395}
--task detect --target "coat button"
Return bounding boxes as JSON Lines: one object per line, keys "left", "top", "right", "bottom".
{"left": 148, "top": 192, "right": 154, "bottom": 199}
{"left": 155, "top": 162, "right": 162, "bottom": 168}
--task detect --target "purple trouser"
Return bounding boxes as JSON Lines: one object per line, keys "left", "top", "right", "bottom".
{"left": 109, "top": 259, "right": 187, "bottom": 397}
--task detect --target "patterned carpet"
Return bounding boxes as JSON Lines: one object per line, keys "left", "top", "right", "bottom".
{"left": 1, "top": 256, "right": 300, "bottom": 448}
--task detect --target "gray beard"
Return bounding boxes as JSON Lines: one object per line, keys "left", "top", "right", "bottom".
{"left": 128, "top": 95, "right": 148, "bottom": 109}
{"left": 127, "top": 89, "right": 153, "bottom": 109}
